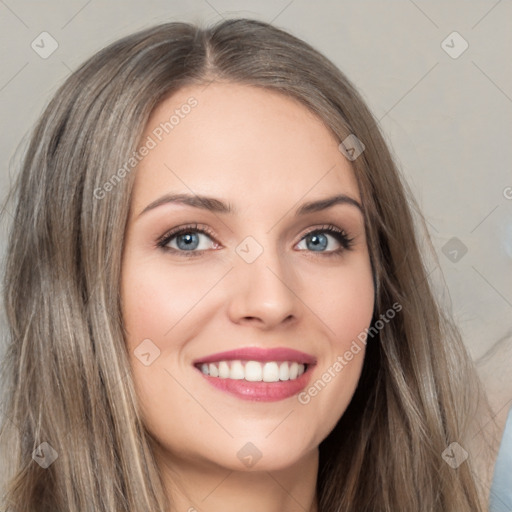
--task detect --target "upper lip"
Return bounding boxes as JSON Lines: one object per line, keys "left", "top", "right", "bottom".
{"left": 193, "top": 347, "right": 317, "bottom": 365}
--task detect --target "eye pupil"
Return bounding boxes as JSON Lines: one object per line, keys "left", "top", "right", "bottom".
{"left": 177, "top": 233, "right": 199, "bottom": 250}
{"left": 307, "top": 233, "right": 328, "bottom": 251}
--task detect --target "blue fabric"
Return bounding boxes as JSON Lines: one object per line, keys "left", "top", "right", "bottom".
{"left": 489, "top": 405, "right": 512, "bottom": 512}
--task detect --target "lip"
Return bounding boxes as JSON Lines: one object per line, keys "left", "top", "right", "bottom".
{"left": 196, "top": 367, "right": 314, "bottom": 401}
{"left": 193, "top": 347, "right": 317, "bottom": 402}
{"left": 193, "top": 347, "right": 317, "bottom": 365}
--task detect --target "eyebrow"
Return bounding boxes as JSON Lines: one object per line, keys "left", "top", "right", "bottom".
{"left": 137, "top": 193, "right": 363, "bottom": 218}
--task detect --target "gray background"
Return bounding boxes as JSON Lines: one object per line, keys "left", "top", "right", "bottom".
{"left": 1, "top": 0, "right": 511, "bottom": 474}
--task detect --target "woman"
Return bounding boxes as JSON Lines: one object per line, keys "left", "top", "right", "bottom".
{"left": 0, "top": 18, "right": 496, "bottom": 511}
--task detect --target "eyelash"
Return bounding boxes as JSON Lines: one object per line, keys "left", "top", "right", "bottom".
{"left": 155, "top": 223, "right": 355, "bottom": 258}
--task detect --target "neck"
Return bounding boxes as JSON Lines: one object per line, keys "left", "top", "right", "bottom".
{"left": 156, "top": 447, "right": 319, "bottom": 512}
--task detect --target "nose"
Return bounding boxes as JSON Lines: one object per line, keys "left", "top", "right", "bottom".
{"left": 226, "top": 246, "right": 299, "bottom": 330}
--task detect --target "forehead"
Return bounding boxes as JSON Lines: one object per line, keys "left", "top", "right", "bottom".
{"left": 131, "top": 82, "right": 360, "bottom": 213}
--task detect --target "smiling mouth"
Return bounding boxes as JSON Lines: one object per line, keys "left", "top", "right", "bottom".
{"left": 194, "top": 360, "right": 310, "bottom": 382}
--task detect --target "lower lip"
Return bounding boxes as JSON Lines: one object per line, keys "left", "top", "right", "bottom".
{"left": 196, "top": 366, "right": 314, "bottom": 401}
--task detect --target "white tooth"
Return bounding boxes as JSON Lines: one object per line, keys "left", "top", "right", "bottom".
{"left": 230, "top": 360, "right": 245, "bottom": 380}
{"left": 205, "top": 359, "right": 304, "bottom": 381}
{"left": 279, "top": 362, "right": 290, "bottom": 381}
{"left": 209, "top": 363, "right": 219, "bottom": 377}
{"left": 218, "top": 361, "right": 230, "bottom": 378}
{"left": 262, "top": 362, "right": 280, "bottom": 382}
{"left": 245, "top": 361, "right": 263, "bottom": 381}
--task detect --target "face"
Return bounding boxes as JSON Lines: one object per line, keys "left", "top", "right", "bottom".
{"left": 120, "top": 82, "right": 375, "bottom": 473}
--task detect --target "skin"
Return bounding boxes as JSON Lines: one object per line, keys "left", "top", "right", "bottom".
{"left": 120, "top": 82, "right": 375, "bottom": 512}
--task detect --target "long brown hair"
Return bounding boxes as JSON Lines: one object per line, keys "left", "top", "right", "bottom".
{"left": 1, "top": 18, "right": 494, "bottom": 511}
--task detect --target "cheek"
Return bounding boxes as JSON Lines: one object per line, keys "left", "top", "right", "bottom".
{"left": 295, "top": 257, "right": 374, "bottom": 428}
{"left": 120, "top": 259, "right": 202, "bottom": 445}
{"left": 121, "top": 258, "right": 211, "bottom": 345}
{"left": 301, "top": 255, "right": 375, "bottom": 344}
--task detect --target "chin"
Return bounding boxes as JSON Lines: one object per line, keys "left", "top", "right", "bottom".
{"left": 211, "top": 438, "right": 318, "bottom": 473}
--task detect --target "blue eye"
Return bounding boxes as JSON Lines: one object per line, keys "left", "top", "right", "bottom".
{"left": 167, "top": 231, "right": 211, "bottom": 251}
{"left": 156, "top": 223, "right": 354, "bottom": 257}
{"left": 296, "top": 226, "right": 353, "bottom": 254}
{"left": 157, "top": 224, "right": 219, "bottom": 256}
